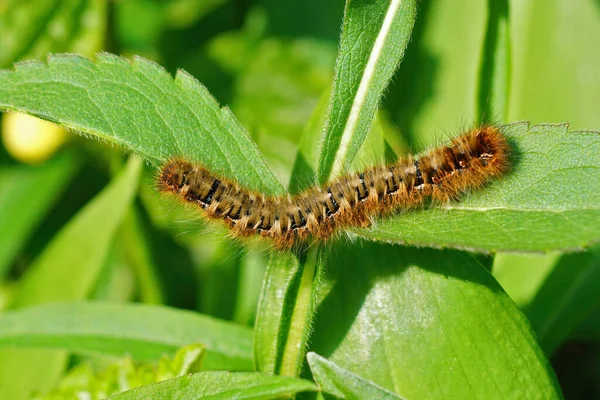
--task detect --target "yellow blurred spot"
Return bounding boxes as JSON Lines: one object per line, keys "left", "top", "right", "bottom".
{"left": 1, "top": 112, "right": 69, "bottom": 164}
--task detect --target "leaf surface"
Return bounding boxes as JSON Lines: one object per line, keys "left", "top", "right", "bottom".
{"left": 358, "top": 123, "right": 600, "bottom": 252}
{"left": 309, "top": 240, "right": 562, "bottom": 399}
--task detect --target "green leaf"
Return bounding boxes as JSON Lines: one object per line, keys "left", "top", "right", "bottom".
{"left": 0, "top": 53, "right": 284, "bottom": 195}
{"left": 108, "top": 371, "right": 317, "bottom": 400}
{"left": 523, "top": 246, "right": 600, "bottom": 354}
{"left": 0, "top": 0, "right": 106, "bottom": 67}
{"left": 358, "top": 123, "right": 600, "bottom": 253}
{"left": 309, "top": 240, "right": 562, "bottom": 399}
{"left": 318, "top": 0, "right": 417, "bottom": 182}
{"left": 0, "top": 156, "right": 141, "bottom": 400}
{"left": 0, "top": 301, "right": 254, "bottom": 370}
{"left": 307, "top": 352, "right": 405, "bottom": 400}
{"left": 0, "top": 152, "right": 77, "bottom": 277}
{"left": 476, "top": 0, "right": 510, "bottom": 122}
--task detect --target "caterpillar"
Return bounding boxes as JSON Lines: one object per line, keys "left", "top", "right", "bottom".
{"left": 157, "top": 126, "right": 511, "bottom": 249}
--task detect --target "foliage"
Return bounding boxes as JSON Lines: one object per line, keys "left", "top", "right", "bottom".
{"left": 1, "top": 0, "right": 600, "bottom": 399}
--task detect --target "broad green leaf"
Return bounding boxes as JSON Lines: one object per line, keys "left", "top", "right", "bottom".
{"left": 109, "top": 371, "right": 317, "bottom": 400}
{"left": 0, "top": 0, "right": 106, "bottom": 67}
{"left": 0, "top": 152, "right": 77, "bottom": 277}
{"left": 307, "top": 352, "right": 405, "bottom": 400}
{"left": 523, "top": 246, "right": 600, "bottom": 354}
{"left": 0, "top": 301, "right": 254, "bottom": 370}
{"left": 318, "top": 0, "right": 417, "bottom": 182}
{"left": 309, "top": 240, "right": 562, "bottom": 399}
{"left": 254, "top": 251, "right": 320, "bottom": 376}
{"left": 476, "top": 0, "right": 510, "bottom": 123}
{"left": 0, "top": 156, "right": 141, "bottom": 400}
{"left": 358, "top": 123, "right": 600, "bottom": 253}
{"left": 0, "top": 53, "right": 284, "bottom": 195}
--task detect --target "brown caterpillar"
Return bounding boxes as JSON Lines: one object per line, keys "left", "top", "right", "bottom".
{"left": 157, "top": 126, "right": 511, "bottom": 249}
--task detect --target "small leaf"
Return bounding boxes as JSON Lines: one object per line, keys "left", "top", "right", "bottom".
{"left": 108, "top": 371, "right": 317, "bottom": 400}
{"left": 359, "top": 123, "right": 600, "bottom": 252}
{"left": 0, "top": 53, "right": 284, "bottom": 195}
{"left": 0, "top": 301, "right": 254, "bottom": 370}
{"left": 318, "top": 0, "right": 417, "bottom": 182}
{"left": 308, "top": 352, "right": 405, "bottom": 399}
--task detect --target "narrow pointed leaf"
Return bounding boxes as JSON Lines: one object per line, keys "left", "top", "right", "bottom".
{"left": 0, "top": 156, "right": 141, "bottom": 400}
{"left": 318, "top": 0, "right": 417, "bottom": 182}
{"left": 0, "top": 301, "right": 253, "bottom": 370}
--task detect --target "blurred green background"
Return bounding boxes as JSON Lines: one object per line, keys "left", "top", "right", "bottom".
{"left": 1, "top": 0, "right": 600, "bottom": 398}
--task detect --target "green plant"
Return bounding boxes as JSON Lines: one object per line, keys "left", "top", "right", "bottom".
{"left": 0, "top": 0, "right": 599, "bottom": 399}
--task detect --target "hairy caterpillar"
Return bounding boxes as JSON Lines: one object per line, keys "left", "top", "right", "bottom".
{"left": 157, "top": 126, "right": 510, "bottom": 249}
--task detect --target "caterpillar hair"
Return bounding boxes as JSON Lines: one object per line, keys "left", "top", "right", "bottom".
{"left": 157, "top": 126, "right": 511, "bottom": 249}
